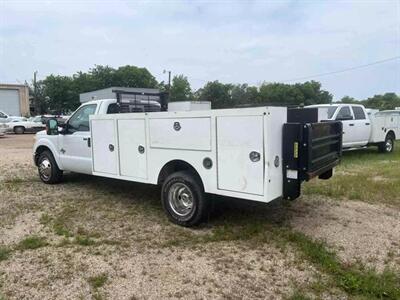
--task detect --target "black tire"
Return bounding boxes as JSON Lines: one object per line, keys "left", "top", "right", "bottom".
{"left": 161, "top": 171, "right": 208, "bottom": 227}
{"left": 37, "top": 150, "right": 63, "bottom": 184}
{"left": 14, "top": 126, "right": 25, "bottom": 134}
{"left": 378, "top": 133, "right": 395, "bottom": 153}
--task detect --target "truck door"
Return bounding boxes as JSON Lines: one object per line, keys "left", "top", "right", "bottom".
{"left": 351, "top": 106, "right": 370, "bottom": 145}
{"left": 216, "top": 115, "right": 264, "bottom": 195}
{"left": 335, "top": 106, "right": 356, "bottom": 148}
{"left": 59, "top": 104, "right": 96, "bottom": 174}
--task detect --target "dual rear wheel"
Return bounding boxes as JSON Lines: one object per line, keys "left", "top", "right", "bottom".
{"left": 161, "top": 171, "right": 208, "bottom": 227}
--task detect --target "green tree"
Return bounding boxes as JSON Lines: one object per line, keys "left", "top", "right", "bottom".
{"left": 230, "top": 84, "right": 261, "bottom": 107}
{"left": 196, "top": 81, "right": 234, "bottom": 108}
{"left": 340, "top": 96, "right": 358, "bottom": 103}
{"left": 113, "top": 65, "right": 158, "bottom": 88}
{"left": 364, "top": 93, "right": 400, "bottom": 110}
{"left": 40, "top": 75, "right": 77, "bottom": 114}
{"left": 259, "top": 81, "right": 332, "bottom": 106}
{"left": 169, "top": 75, "right": 192, "bottom": 102}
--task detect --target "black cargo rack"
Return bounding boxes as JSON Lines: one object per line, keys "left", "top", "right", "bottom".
{"left": 113, "top": 90, "right": 169, "bottom": 113}
{"left": 282, "top": 120, "right": 342, "bottom": 200}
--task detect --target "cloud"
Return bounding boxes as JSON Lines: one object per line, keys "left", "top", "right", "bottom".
{"left": 0, "top": 0, "right": 398, "bottom": 99}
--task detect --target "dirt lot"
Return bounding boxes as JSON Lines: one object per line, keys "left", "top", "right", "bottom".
{"left": 0, "top": 135, "right": 399, "bottom": 299}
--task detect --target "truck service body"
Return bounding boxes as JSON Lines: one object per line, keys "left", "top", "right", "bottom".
{"left": 34, "top": 98, "right": 342, "bottom": 226}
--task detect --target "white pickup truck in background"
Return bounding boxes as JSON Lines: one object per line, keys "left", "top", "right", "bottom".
{"left": 33, "top": 94, "right": 342, "bottom": 226}
{"left": 307, "top": 104, "right": 399, "bottom": 153}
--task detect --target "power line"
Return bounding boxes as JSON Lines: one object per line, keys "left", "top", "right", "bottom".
{"left": 281, "top": 56, "right": 400, "bottom": 83}
{"left": 163, "top": 56, "right": 400, "bottom": 87}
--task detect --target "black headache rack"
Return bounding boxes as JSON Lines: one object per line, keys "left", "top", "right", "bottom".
{"left": 113, "top": 90, "right": 169, "bottom": 113}
{"left": 283, "top": 108, "right": 343, "bottom": 200}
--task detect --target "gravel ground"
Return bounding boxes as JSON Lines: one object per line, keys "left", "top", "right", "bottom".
{"left": 0, "top": 134, "right": 398, "bottom": 299}
{"left": 289, "top": 197, "right": 400, "bottom": 272}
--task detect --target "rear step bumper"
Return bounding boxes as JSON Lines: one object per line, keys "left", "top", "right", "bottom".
{"left": 282, "top": 121, "right": 343, "bottom": 200}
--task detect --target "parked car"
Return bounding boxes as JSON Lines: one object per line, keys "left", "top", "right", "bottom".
{"left": 0, "top": 110, "right": 26, "bottom": 123}
{"left": 6, "top": 116, "right": 46, "bottom": 134}
{"left": 307, "top": 104, "right": 399, "bottom": 153}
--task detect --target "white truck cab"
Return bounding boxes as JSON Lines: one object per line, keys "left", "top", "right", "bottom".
{"left": 307, "top": 104, "right": 399, "bottom": 152}
{"left": 34, "top": 98, "right": 343, "bottom": 226}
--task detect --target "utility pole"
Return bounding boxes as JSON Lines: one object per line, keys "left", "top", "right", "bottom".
{"left": 33, "top": 71, "right": 39, "bottom": 115}
{"left": 163, "top": 69, "right": 172, "bottom": 92}
{"left": 163, "top": 70, "right": 172, "bottom": 104}
{"left": 168, "top": 70, "right": 171, "bottom": 92}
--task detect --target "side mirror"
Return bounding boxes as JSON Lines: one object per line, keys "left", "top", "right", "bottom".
{"left": 46, "top": 119, "right": 59, "bottom": 135}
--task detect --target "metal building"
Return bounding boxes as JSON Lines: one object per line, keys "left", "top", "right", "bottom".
{"left": 0, "top": 84, "right": 30, "bottom": 116}
{"left": 79, "top": 87, "right": 160, "bottom": 103}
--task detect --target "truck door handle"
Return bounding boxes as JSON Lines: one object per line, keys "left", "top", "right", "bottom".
{"left": 349, "top": 123, "right": 354, "bottom": 126}
{"left": 109, "top": 144, "right": 114, "bottom": 152}
{"left": 83, "top": 137, "right": 91, "bottom": 147}
{"left": 249, "top": 151, "right": 260, "bottom": 162}
{"left": 365, "top": 123, "right": 370, "bottom": 125}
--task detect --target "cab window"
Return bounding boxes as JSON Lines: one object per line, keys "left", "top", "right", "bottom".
{"left": 352, "top": 106, "right": 366, "bottom": 120}
{"left": 68, "top": 104, "right": 97, "bottom": 132}
{"left": 107, "top": 103, "right": 120, "bottom": 114}
{"left": 336, "top": 107, "right": 353, "bottom": 120}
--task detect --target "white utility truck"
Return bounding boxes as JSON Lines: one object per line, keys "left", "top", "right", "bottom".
{"left": 307, "top": 104, "right": 399, "bottom": 153}
{"left": 33, "top": 91, "right": 342, "bottom": 226}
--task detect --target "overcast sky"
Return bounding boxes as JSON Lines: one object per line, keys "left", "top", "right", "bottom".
{"left": 0, "top": 0, "right": 399, "bottom": 99}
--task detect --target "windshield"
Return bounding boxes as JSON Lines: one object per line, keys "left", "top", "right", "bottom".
{"left": 311, "top": 105, "right": 338, "bottom": 119}
{"left": 327, "top": 106, "right": 338, "bottom": 118}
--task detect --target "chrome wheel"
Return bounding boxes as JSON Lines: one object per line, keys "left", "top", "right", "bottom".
{"left": 386, "top": 139, "right": 393, "bottom": 152}
{"left": 39, "top": 158, "right": 52, "bottom": 181}
{"left": 168, "top": 182, "right": 194, "bottom": 217}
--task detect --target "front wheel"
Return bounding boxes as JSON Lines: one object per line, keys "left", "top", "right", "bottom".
{"left": 161, "top": 171, "right": 208, "bottom": 227}
{"left": 14, "top": 126, "right": 25, "bottom": 134}
{"left": 38, "top": 150, "right": 63, "bottom": 184}
{"left": 378, "top": 134, "right": 394, "bottom": 153}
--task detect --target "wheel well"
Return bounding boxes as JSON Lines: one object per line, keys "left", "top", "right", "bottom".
{"left": 387, "top": 130, "right": 395, "bottom": 140}
{"left": 14, "top": 126, "right": 25, "bottom": 130}
{"left": 34, "top": 145, "right": 51, "bottom": 166}
{"left": 157, "top": 160, "right": 204, "bottom": 188}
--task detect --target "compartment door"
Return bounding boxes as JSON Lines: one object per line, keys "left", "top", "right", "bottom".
{"left": 92, "top": 119, "right": 117, "bottom": 175}
{"left": 217, "top": 116, "right": 264, "bottom": 195}
{"left": 117, "top": 119, "right": 147, "bottom": 179}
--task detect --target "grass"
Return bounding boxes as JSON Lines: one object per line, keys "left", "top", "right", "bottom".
{"left": 88, "top": 274, "right": 108, "bottom": 289}
{"left": 16, "top": 236, "right": 48, "bottom": 250}
{"left": 88, "top": 274, "right": 108, "bottom": 300}
{"left": 287, "top": 291, "right": 312, "bottom": 300}
{"left": 74, "top": 235, "right": 96, "bottom": 246}
{"left": 284, "top": 230, "right": 400, "bottom": 299}
{"left": 0, "top": 247, "right": 11, "bottom": 262}
{"left": 304, "top": 142, "right": 400, "bottom": 206}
